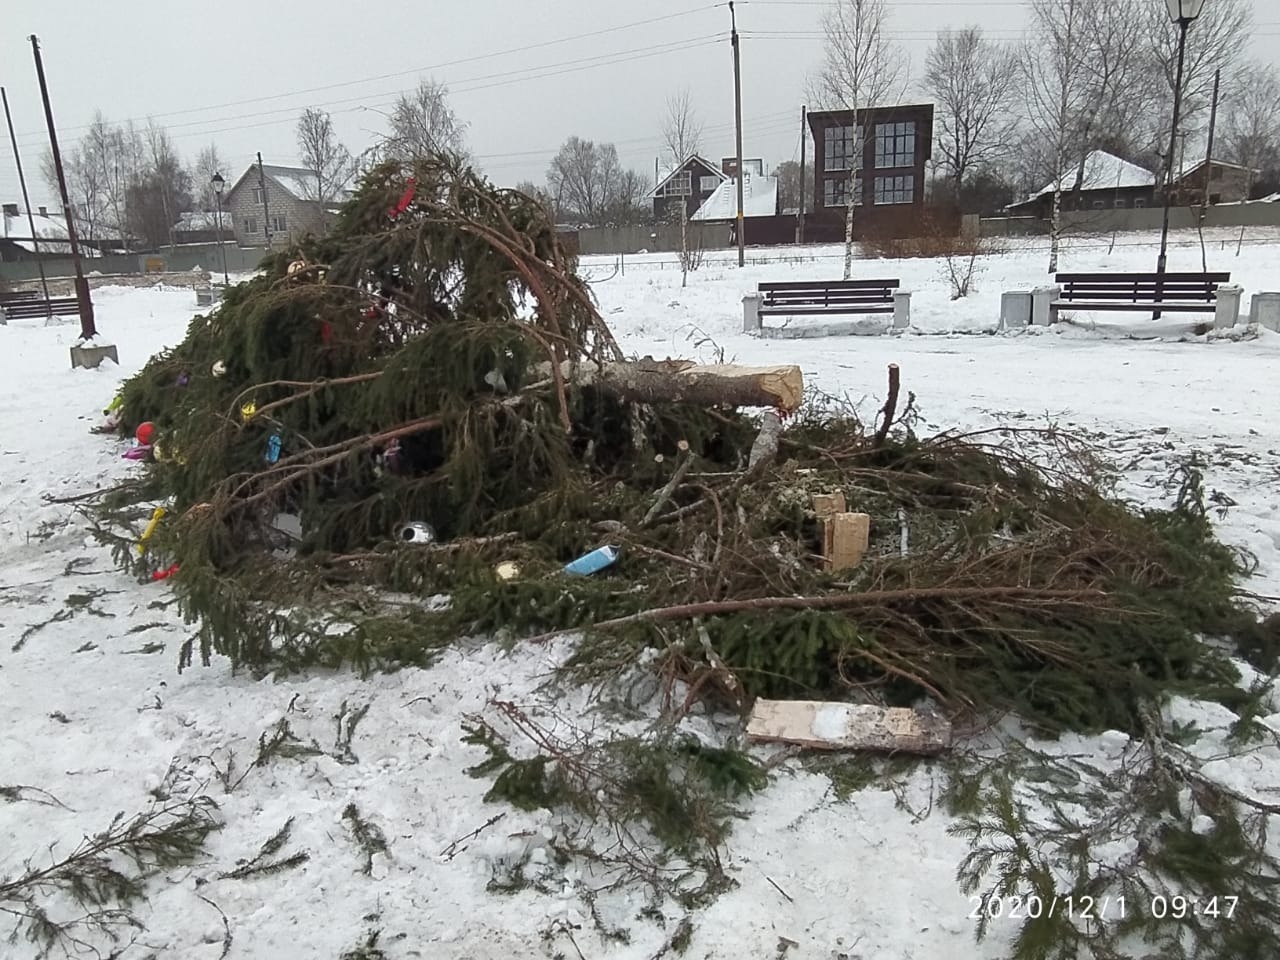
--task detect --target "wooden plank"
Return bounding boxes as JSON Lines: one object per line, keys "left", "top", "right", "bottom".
{"left": 759, "top": 279, "right": 900, "bottom": 292}
{"left": 1051, "top": 301, "right": 1215, "bottom": 313}
{"left": 746, "top": 699, "right": 952, "bottom": 755}
{"left": 760, "top": 305, "right": 894, "bottom": 317}
{"left": 1056, "top": 271, "right": 1230, "bottom": 283}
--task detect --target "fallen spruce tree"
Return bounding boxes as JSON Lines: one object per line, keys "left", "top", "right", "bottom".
{"left": 100, "top": 152, "right": 1275, "bottom": 740}
{"left": 91, "top": 153, "right": 1280, "bottom": 956}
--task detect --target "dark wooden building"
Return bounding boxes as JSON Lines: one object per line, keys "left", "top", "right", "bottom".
{"left": 1005, "top": 151, "right": 1156, "bottom": 219}
{"left": 805, "top": 103, "right": 934, "bottom": 240}
{"left": 650, "top": 156, "right": 726, "bottom": 223}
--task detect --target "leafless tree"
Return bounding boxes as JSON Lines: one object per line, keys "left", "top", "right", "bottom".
{"left": 42, "top": 113, "right": 145, "bottom": 251}
{"left": 924, "top": 27, "right": 1020, "bottom": 201}
{"left": 812, "top": 0, "right": 906, "bottom": 279}
{"left": 661, "top": 88, "right": 704, "bottom": 167}
{"left": 385, "top": 79, "right": 468, "bottom": 160}
{"left": 1145, "top": 0, "right": 1252, "bottom": 183}
{"left": 126, "top": 121, "right": 192, "bottom": 250}
{"left": 1221, "top": 62, "right": 1280, "bottom": 197}
{"left": 1021, "top": 0, "right": 1096, "bottom": 273}
{"left": 192, "top": 143, "right": 226, "bottom": 214}
{"left": 774, "top": 160, "right": 809, "bottom": 214}
{"left": 661, "top": 88, "right": 705, "bottom": 286}
{"left": 546, "top": 137, "right": 622, "bottom": 225}
{"left": 296, "top": 108, "right": 354, "bottom": 231}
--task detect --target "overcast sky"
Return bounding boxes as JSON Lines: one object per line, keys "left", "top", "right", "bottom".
{"left": 2, "top": 0, "right": 1277, "bottom": 209}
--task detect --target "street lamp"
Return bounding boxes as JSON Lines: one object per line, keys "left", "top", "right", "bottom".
{"left": 211, "top": 171, "right": 229, "bottom": 287}
{"left": 1155, "top": 0, "right": 1207, "bottom": 317}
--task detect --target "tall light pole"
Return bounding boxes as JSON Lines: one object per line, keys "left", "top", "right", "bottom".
{"left": 729, "top": 0, "right": 745, "bottom": 267}
{"left": 211, "top": 172, "right": 229, "bottom": 286}
{"left": 1155, "top": 0, "right": 1207, "bottom": 318}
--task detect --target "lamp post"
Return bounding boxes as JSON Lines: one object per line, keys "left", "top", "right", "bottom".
{"left": 211, "top": 172, "right": 229, "bottom": 287}
{"left": 1155, "top": 0, "right": 1207, "bottom": 317}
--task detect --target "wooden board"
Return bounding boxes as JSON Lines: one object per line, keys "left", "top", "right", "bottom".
{"left": 544, "top": 359, "right": 804, "bottom": 412}
{"left": 812, "top": 492, "right": 846, "bottom": 518}
{"left": 746, "top": 699, "right": 951, "bottom": 755}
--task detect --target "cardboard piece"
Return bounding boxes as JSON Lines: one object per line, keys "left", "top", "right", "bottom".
{"left": 812, "top": 492, "right": 846, "bottom": 518}
{"left": 821, "top": 512, "right": 870, "bottom": 572}
{"left": 746, "top": 699, "right": 951, "bottom": 755}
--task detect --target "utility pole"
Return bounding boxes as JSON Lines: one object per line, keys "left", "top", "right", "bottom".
{"left": 2, "top": 87, "right": 51, "bottom": 310}
{"left": 798, "top": 104, "right": 807, "bottom": 244}
{"left": 29, "top": 35, "right": 95, "bottom": 340}
{"left": 258, "top": 152, "right": 272, "bottom": 247}
{"left": 1202, "top": 68, "right": 1221, "bottom": 208}
{"left": 730, "top": 0, "right": 745, "bottom": 266}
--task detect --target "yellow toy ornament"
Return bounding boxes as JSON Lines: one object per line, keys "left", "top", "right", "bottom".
{"left": 138, "top": 507, "right": 166, "bottom": 555}
{"left": 240, "top": 401, "right": 257, "bottom": 422}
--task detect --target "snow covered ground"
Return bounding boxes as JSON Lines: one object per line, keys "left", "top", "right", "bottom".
{"left": 2, "top": 233, "right": 1279, "bottom": 959}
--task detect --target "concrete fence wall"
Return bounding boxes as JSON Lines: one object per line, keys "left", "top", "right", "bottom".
{"left": 981, "top": 202, "right": 1280, "bottom": 238}
{"left": 0, "top": 242, "right": 269, "bottom": 284}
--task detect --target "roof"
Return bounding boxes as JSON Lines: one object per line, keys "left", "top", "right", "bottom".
{"left": 1, "top": 208, "right": 73, "bottom": 254}
{"left": 1177, "top": 157, "right": 1260, "bottom": 177}
{"left": 691, "top": 174, "right": 778, "bottom": 221}
{"left": 226, "top": 163, "right": 321, "bottom": 203}
{"left": 174, "top": 211, "right": 233, "bottom": 232}
{"left": 1033, "top": 151, "right": 1155, "bottom": 197}
{"left": 649, "top": 155, "right": 726, "bottom": 199}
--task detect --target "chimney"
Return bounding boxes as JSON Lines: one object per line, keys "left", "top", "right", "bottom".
{"left": 2, "top": 203, "right": 18, "bottom": 217}
{"left": 37, "top": 205, "right": 48, "bottom": 217}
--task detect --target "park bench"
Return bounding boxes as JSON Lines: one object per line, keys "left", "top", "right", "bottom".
{"left": 1040, "top": 271, "right": 1241, "bottom": 327}
{"left": 0, "top": 296, "right": 82, "bottom": 324}
{"left": 743, "top": 279, "right": 910, "bottom": 338}
{"left": 0, "top": 290, "right": 39, "bottom": 304}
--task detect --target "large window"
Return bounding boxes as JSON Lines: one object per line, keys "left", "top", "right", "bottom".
{"left": 873, "top": 175, "right": 914, "bottom": 205}
{"left": 243, "top": 217, "right": 258, "bottom": 235}
{"left": 824, "top": 176, "right": 861, "bottom": 207}
{"left": 874, "top": 121, "right": 916, "bottom": 169}
{"left": 824, "top": 124, "right": 862, "bottom": 172}
{"left": 660, "top": 171, "right": 692, "bottom": 197}
{"left": 270, "top": 214, "right": 288, "bottom": 232}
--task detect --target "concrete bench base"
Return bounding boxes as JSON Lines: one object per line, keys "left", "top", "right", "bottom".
{"left": 70, "top": 343, "right": 120, "bottom": 370}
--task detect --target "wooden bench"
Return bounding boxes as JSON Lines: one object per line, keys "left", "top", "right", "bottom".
{"left": 1044, "top": 271, "right": 1240, "bottom": 327}
{"left": 0, "top": 297, "right": 82, "bottom": 324}
{"left": 744, "top": 279, "right": 910, "bottom": 338}
{"left": 0, "top": 290, "right": 40, "bottom": 304}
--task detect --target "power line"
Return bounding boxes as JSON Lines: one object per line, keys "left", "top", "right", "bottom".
{"left": 12, "top": 6, "right": 719, "bottom": 143}
{"left": 10, "top": 34, "right": 728, "bottom": 151}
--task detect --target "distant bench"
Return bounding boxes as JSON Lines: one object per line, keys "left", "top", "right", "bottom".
{"left": 0, "top": 297, "right": 82, "bottom": 324}
{"left": 1038, "top": 271, "right": 1241, "bottom": 327}
{"left": 0, "top": 290, "right": 40, "bottom": 304}
{"left": 744, "top": 279, "right": 910, "bottom": 338}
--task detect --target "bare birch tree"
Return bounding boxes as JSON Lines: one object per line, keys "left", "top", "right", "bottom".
{"left": 1221, "top": 62, "right": 1280, "bottom": 196}
{"left": 923, "top": 27, "right": 1020, "bottom": 200}
{"left": 661, "top": 88, "right": 705, "bottom": 287}
{"left": 296, "top": 108, "right": 354, "bottom": 232}
{"left": 192, "top": 143, "right": 226, "bottom": 214}
{"left": 1021, "top": 0, "right": 1095, "bottom": 272}
{"left": 812, "top": 0, "right": 906, "bottom": 279}
{"left": 385, "top": 79, "right": 468, "bottom": 160}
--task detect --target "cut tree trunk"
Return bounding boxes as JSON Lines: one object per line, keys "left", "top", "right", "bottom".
{"left": 540, "top": 359, "right": 804, "bottom": 412}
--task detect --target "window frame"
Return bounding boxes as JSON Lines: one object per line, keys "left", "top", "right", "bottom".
{"left": 872, "top": 175, "right": 914, "bottom": 205}
{"left": 824, "top": 124, "right": 863, "bottom": 173}
{"left": 874, "top": 121, "right": 916, "bottom": 170}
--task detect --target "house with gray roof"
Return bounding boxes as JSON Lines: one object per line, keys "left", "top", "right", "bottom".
{"left": 223, "top": 163, "right": 337, "bottom": 248}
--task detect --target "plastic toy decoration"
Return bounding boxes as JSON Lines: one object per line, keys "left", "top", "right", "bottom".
{"left": 138, "top": 506, "right": 166, "bottom": 555}
{"left": 136, "top": 421, "right": 156, "bottom": 445}
{"left": 388, "top": 177, "right": 417, "bottom": 220}
{"left": 151, "top": 563, "right": 180, "bottom": 582}
{"left": 240, "top": 401, "right": 257, "bottom": 422}
{"left": 265, "top": 434, "right": 282, "bottom": 464}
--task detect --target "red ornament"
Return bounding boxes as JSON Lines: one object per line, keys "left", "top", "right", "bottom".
{"left": 151, "top": 563, "right": 180, "bottom": 582}
{"left": 320, "top": 320, "right": 333, "bottom": 343}
{"left": 136, "top": 421, "right": 155, "bottom": 445}
{"left": 388, "top": 177, "right": 417, "bottom": 219}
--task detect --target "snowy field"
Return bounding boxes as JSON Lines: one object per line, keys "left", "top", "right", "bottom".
{"left": 2, "top": 230, "right": 1279, "bottom": 959}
